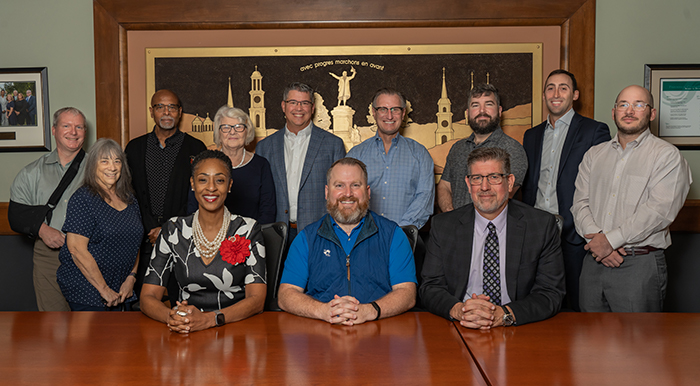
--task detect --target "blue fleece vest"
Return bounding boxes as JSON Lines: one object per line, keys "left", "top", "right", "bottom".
{"left": 304, "top": 211, "right": 396, "bottom": 303}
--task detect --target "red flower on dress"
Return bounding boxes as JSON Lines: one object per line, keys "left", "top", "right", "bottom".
{"left": 219, "top": 235, "right": 251, "bottom": 265}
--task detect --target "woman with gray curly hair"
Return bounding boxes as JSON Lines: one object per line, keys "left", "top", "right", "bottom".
{"left": 188, "top": 105, "right": 276, "bottom": 224}
{"left": 57, "top": 138, "right": 143, "bottom": 311}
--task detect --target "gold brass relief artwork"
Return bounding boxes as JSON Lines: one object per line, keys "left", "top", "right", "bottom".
{"left": 146, "top": 44, "right": 542, "bottom": 175}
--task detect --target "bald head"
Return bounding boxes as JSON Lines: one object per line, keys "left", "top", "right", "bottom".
{"left": 151, "top": 89, "right": 180, "bottom": 106}
{"left": 615, "top": 85, "right": 654, "bottom": 107}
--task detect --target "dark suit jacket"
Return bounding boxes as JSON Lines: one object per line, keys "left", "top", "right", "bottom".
{"left": 26, "top": 95, "right": 37, "bottom": 116}
{"left": 420, "top": 200, "right": 565, "bottom": 325}
{"left": 522, "top": 112, "right": 610, "bottom": 244}
{"left": 255, "top": 124, "right": 346, "bottom": 231}
{"left": 125, "top": 131, "right": 207, "bottom": 232}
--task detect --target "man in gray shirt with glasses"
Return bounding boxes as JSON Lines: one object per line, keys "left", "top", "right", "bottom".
{"left": 572, "top": 85, "right": 692, "bottom": 312}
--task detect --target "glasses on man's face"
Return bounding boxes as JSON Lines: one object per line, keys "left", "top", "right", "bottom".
{"left": 285, "top": 100, "right": 313, "bottom": 108}
{"left": 374, "top": 106, "right": 404, "bottom": 115}
{"left": 614, "top": 102, "right": 650, "bottom": 112}
{"left": 219, "top": 124, "right": 247, "bottom": 133}
{"left": 467, "top": 173, "right": 508, "bottom": 186}
{"left": 152, "top": 104, "right": 180, "bottom": 113}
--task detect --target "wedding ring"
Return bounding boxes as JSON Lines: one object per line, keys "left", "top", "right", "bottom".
{"left": 177, "top": 310, "right": 187, "bottom": 317}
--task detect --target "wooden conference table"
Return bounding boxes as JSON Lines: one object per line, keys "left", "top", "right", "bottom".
{"left": 2, "top": 311, "right": 698, "bottom": 385}
{"left": 0, "top": 311, "right": 485, "bottom": 385}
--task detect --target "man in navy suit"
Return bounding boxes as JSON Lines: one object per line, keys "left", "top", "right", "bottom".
{"left": 421, "top": 147, "right": 565, "bottom": 328}
{"left": 26, "top": 89, "right": 37, "bottom": 125}
{"left": 521, "top": 70, "right": 610, "bottom": 311}
{"left": 255, "top": 82, "right": 345, "bottom": 239}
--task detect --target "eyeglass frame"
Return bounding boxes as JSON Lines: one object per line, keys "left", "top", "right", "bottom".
{"left": 373, "top": 106, "right": 405, "bottom": 115}
{"left": 466, "top": 173, "right": 510, "bottom": 186}
{"left": 284, "top": 99, "right": 313, "bottom": 108}
{"left": 151, "top": 104, "right": 181, "bottom": 113}
{"left": 219, "top": 124, "right": 247, "bottom": 133}
{"left": 614, "top": 102, "right": 651, "bottom": 111}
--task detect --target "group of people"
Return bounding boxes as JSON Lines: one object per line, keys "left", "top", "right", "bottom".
{"left": 1, "top": 89, "right": 37, "bottom": 126}
{"left": 9, "top": 69, "right": 691, "bottom": 333}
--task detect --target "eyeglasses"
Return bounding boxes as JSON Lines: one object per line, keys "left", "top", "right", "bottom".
{"left": 284, "top": 100, "right": 313, "bottom": 108}
{"left": 614, "top": 102, "right": 651, "bottom": 111}
{"left": 219, "top": 124, "right": 247, "bottom": 133}
{"left": 374, "top": 106, "right": 404, "bottom": 115}
{"left": 152, "top": 104, "right": 180, "bottom": 113}
{"left": 467, "top": 173, "right": 509, "bottom": 186}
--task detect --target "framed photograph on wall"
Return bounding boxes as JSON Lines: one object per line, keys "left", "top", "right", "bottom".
{"left": 0, "top": 67, "right": 50, "bottom": 152}
{"left": 645, "top": 64, "right": 700, "bottom": 149}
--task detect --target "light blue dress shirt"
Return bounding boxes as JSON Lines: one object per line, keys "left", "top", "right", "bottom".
{"left": 347, "top": 133, "right": 434, "bottom": 228}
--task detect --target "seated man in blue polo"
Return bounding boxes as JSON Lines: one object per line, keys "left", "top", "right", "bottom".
{"left": 278, "top": 157, "right": 417, "bottom": 325}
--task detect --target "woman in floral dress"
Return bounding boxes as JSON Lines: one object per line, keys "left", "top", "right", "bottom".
{"left": 140, "top": 150, "right": 266, "bottom": 333}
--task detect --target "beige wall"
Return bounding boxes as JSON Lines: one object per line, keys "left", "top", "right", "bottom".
{"left": 0, "top": 0, "right": 95, "bottom": 201}
{"left": 2, "top": 0, "right": 699, "bottom": 200}
{"left": 595, "top": 0, "right": 700, "bottom": 198}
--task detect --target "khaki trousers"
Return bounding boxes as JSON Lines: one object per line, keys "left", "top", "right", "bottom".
{"left": 33, "top": 239, "right": 70, "bottom": 311}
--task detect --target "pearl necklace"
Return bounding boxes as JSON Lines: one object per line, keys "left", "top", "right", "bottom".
{"left": 192, "top": 207, "right": 231, "bottom": 260}
{"left": 233, "top": 149, "right": 246, "bottom": 169}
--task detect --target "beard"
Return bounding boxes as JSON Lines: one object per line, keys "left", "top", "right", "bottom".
{"left": 157, "top": 116, "right": 179, "bottom": 130}
{"left": 615, "top": 112, "right": 650, "bottom": 136}
{"left": 468, "top": 113, "right": 500, "bottom": 135}
{"left": 473, "top": 190, "right": 508, "bottom": 217}
{"left": 327, "top": 196, "right": 369, "bottom": 225}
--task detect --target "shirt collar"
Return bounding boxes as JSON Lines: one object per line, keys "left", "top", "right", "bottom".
{"left": 284, "top": 122, "right": 313, "bottom": 139}
{"left": 331, "top": 215, "right": 366, "bottom": 234}
{"left": 467, "top": 126, "right": 504, "bottom": 144}
{"left": 611, "top": 128, "right": 651, "bottom": 149}
{"left": 545, "top": 108, "right": 575, "bottom": 130}
{"left": 474, "top": 203, "right": 509, "bottom": 235}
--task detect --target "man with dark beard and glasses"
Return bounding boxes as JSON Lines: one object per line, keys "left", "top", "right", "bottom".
{"left": 278, "top": 158, "right": 417, "bottom": 325}
{"left": 572, "top": 85, "right": 691, "bottom": 313}
{"left": 438, "top": 84, "right": 527, "bottom": 212}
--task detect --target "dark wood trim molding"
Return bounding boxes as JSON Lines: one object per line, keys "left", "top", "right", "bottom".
{"left": 93, "top": 0, "right": 598, "bottom": 144}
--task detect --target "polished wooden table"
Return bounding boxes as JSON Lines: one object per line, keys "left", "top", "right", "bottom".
{"left": 455, "top": 312, "right": 700, "bottom": 386}
{"left": 0, "top": 311, "right": 486, "bottom": 385}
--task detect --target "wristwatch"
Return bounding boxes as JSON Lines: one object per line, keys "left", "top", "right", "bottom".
{"left": 214, "top": 310, "right": 225, "bottom": 327}
{"left": 501, "top": 306, "right": 515, "bottom": 326}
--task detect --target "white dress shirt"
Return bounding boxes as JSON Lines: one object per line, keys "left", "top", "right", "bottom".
{"left": 284, "top": 123, "right": 312, "bottom": 223}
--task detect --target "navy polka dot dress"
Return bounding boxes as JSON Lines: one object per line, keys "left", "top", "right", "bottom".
{"left": 57, "top": 186, "right": 144, "bottom": 307}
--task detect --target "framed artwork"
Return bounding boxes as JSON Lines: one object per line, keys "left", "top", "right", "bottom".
{"left": 0, "top": 67, "right": 50, "bottom": 152}
{"left": 645, "top": 64, "right": 700, "bottom": 149}
{"left": 147, "top": 43, "right": 542, "bottom": 174}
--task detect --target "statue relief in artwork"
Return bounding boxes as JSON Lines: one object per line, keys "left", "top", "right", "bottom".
{"left": 313, "top": 92, "right": 332, "bottom": 132}
{"left": 329, "top": 67, "right": 357, "bottom": 107}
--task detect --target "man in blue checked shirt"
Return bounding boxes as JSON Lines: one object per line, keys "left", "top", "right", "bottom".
{"left": 346, "top": 88, "right": 434, "bottom": 229}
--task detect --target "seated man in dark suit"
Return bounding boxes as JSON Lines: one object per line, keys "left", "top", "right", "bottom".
{"left": 421, "top": 147, "right": 565, "bottom": 328}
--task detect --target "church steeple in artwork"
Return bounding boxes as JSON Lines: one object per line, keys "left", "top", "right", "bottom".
{"left": 249, "top": 66, "right": 267, "bottom": 138}
{"left": 435, "top": 68, "right": 454, "bottom": 145}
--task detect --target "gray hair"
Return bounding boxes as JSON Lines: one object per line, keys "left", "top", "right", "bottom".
{"left": 212, "top": 106, "right": 255, "bottom": 146}
{"left": 52, "top": 107, "right": 87, "bottom": 128}
{"left": 282, "top": 82, "right": 314, "bottom": 101}
{"left": 467, "top": 147, "right": 511, "bottom": 175}
{"left": 372, "top": 88, "right": 407, "bottom": 109}
{"left": 83, "top": 138, "right": 134, "bottom": 204}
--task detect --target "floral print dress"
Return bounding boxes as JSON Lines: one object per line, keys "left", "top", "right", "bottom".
{"left": 144, "top": 213, "right": 266, "bottom": 312}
